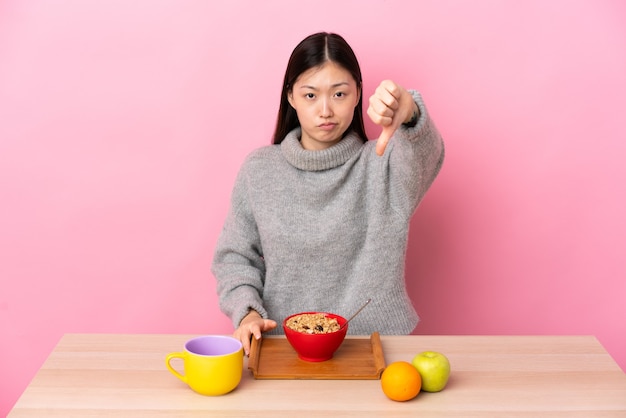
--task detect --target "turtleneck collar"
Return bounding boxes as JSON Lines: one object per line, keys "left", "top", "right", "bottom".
{"left": 280, "top": 128, "right": 364, "bottom": 171}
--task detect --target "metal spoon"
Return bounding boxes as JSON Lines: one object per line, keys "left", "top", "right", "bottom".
{"left": 340, "top": 298, "right": 372, "bottom": 330}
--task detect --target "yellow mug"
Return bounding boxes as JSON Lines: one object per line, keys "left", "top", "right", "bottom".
{"left": 165, "top": 335, "right": 243, "bottom": 396}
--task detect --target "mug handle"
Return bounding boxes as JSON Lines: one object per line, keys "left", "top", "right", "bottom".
{"left": 165, "top": 352, "right": 187, "bottom": 383}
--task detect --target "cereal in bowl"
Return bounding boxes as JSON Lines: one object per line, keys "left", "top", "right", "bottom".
{"left": 285, "top": 313, "right": 340, "bottom": 334}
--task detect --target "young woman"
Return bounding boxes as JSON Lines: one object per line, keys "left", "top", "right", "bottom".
{"left": 211, "top": 32, "right": 445, "bottom": 355}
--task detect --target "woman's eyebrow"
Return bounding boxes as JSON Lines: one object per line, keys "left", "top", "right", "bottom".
{"left": 299, "top": 81, "right": 350, "bottom": 90}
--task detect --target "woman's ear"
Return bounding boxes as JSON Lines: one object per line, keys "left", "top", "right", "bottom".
{"left": 287, "top": 90, "right": 295, "bottom": 109}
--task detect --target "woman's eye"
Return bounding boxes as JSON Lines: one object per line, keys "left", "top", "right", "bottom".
{"left": 335, "top": 92, "right": 345, "bottom": 98}
{"left": 305, "top": 93, "right": 315, "bottom": 99}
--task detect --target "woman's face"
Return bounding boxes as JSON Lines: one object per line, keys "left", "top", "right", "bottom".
{"left": 288, "top": 61, "right": 360, "bottom": 151}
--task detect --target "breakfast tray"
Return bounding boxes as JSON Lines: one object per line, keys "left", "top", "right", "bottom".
{"left": 248, "top": 332, "right": 385, "bottom": 380}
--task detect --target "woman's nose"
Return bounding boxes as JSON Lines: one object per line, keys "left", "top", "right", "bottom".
{"left": 320, "top": 97, "right": 333, "bottom": 117}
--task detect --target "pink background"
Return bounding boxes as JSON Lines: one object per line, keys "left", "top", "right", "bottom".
{"left": 1, "top": 0, "right": 625, "bottom": 414}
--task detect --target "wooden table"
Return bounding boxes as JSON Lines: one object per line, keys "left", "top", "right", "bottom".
{"left": 8, "top": 334, "right": 626, "bottom": 417}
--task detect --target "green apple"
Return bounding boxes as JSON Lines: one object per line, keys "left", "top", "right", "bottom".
{"left": 411, "top": 351, "right": 450, "bottom": 392}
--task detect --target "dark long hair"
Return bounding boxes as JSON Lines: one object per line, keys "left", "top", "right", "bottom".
{"left": 272, "top": 32, "right": 368, "bottom": 144}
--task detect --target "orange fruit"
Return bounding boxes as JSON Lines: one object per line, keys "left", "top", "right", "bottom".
{"left": 381, "top": 361, "right": 422, "bottom": 401}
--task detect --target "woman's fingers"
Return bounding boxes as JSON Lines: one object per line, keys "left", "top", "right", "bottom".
{"left": 367, "top": 80, "right": 415, "bottom": 156}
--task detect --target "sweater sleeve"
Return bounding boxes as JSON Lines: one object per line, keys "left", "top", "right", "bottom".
{"left": 383, "top": 90, "right": 445, "bottom": 219}
{"left": 211, "top": 160, "right": 269, "bottom": 328}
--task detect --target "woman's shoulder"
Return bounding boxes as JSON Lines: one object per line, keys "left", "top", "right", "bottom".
{"left": 240, "top": 144, "right": 282, "bottom": 169}
{"left": 245, "top": 143, "right": 280, "bottom": 158}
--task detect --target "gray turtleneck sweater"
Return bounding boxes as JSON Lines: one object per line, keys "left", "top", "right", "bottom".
{"left": 212, "top": 91, "right": 444, "bottom": 335}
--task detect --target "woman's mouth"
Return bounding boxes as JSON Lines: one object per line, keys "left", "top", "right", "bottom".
{"left": 318, "top": 123, "right": 337, "bottom": 131}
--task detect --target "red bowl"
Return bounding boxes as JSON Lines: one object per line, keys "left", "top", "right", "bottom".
{"left": 283, "top": 312, "right": 348, "bottom": 362}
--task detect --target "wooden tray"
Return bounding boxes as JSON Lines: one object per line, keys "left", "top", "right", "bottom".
{"left": 248, "top": 332, "right": 385, "bottom": 380}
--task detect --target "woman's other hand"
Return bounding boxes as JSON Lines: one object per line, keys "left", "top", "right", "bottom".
{"left": 367, "top": 80, "right": 419, "bottom": 156}
{"left": 233, "top": 310, "right": 277, "bottom": 356}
